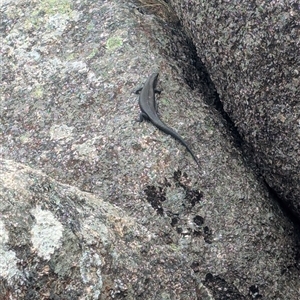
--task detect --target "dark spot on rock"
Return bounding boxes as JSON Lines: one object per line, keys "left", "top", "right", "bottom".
{"left": 144, "top": 185, "right": 166, "bottom": 216}
{"left": 193, "top": 215, "right": 204, "bottom": 226}
{"left": 249, "top": 285, "right": 262, "bottom": 299}
{"left": 140, "top": 244, "right": 150, "bottom": 255}
{"left": 132, "top": 143, "right": 142, "bottom": 151}
{"left": 173, "top": 169, "right": 203, "bottom": 207}
{"left": 193, "top": 230, "right": 202, "bottom": 237}
{"left": 205, "top": 273, "right": 213, "bottom": 281}
{"left": 162, "top": 233, "right": 174, "bottom": 244}
{"left": 171, "top": 217, "right": 179, "bottom": 227}
{"left": 185, "top": 189, "right": 203, "bottom": 207}
{"left": 203, "top": 273, "right": 246, "bottom": 299}
{"left": 173, "top": 169, "right": 182, "bottom": 183}
{"left": 190, "top": 261, "right": 200, "bottom": 273}
{"left": 203, "top": 226, "right": 213, "bottom": 244}
{"left": 203, "top": 226, "right": 210, "bottom": 234}
{"left": 177, "top": 227, "right": 183, "bottom": 234}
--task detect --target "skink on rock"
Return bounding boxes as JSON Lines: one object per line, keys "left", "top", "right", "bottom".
{"left": 136, "top": 72, "right": 199, "bottom": 167}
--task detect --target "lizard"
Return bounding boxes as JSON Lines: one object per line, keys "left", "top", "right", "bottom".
{"left": 136, "top": 72, "right": 199, "bottom": 167}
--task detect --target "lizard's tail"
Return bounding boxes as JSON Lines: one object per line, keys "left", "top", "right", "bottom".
{"left": 152, "top": 119, "right": 200, "bottom": 167}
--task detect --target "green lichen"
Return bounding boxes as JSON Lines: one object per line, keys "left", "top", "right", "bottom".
{"left": 32, "top": 86, "right": 44, "bottom": 99}
{"left": 106, "top": 37, "right": 123, "bottom": 51}
{"left": 38, "top": 0, "right": 72, "bottom": 15}
{"left": 20, "top": 132, "right": 31, "bottom": 144}
{"left": 66, "top": 53, "right": 76, "bottom": 61}
{"left": 87, "top": 22, "right": 94, "bottom": 31}
{"left": 87, "top": 48, "right": 98, "bottom": 59}
{"left": 26, "top": 0, "right": 72, "bottom": 30}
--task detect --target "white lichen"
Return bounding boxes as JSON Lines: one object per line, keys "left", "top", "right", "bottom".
{"left": 0, "top": 220, "right": 20, "bottom": 282}
{"left": 30, "top": 206, "right": 64, "bottom": 260}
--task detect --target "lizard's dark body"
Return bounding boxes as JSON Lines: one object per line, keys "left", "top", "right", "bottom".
{"left": 137, "top": 72, "right": 199, "bottom": 167}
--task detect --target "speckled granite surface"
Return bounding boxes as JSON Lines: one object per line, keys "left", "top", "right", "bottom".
{"left": 1, "top": 0, "right": 300, "bottom": 298}
{"left": 169, "top": 0, "right": 300, "bottom": 219}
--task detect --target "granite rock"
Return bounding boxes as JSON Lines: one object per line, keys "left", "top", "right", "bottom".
{"left": 169, "top": 0, "right": 300, "bottom": 219}
{"left": 1, "top": 0, "right": 300, "bottom": 298}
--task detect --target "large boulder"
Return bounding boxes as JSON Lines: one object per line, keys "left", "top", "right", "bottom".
{"left": 1, "top": 0, "right": 300, "bottom": 298}
{"left": 0, "top": 159, "right": 198, "bottom": 299}
{"left": 169, "top": 0, "right": 300, "bottom": 218}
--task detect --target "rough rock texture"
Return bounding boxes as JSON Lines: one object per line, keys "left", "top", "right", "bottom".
{"left": 169, "top": 0, "right": 300, "bottom": 218}
{"left": 0, "top": 159, "right": 198, "bottom": 299}
{"left": 1, "top": 0, "right": 300, "bottom": 299}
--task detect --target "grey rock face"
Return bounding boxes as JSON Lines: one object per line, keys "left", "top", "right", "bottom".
{"left": 1, "top": 0, "right": 300, "bottom": 299}
{"left": 169, "top": 0, "right": 300, "bottom": 218}
{"left": 0, "top": 159, "right": 197, "bottom": 299}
